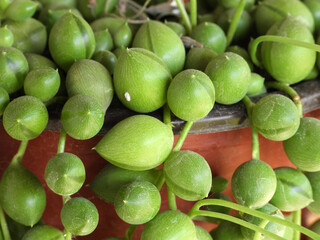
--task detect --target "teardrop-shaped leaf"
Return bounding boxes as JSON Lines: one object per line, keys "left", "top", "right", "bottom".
{"left": 133, "top": 20, "right": 185, "bottom": 76}
{"left": 113, "top": 48, "right": 171, "bottom": 113}
{"left": 22, "top": 225, "right": 64, "bottom": 240}
{"left": 270, "top": 167, "right": 313, "bottom": 211}
{"left": 5, "top": 0, "right": 38, "bottom": 21}
{"left": 164, "top": 150, "right": 212, "bottom": 201}
{"left": 141, "top": 210, "right": 196, "bottom": 240}
{"left": 95, "top": 115, "right": 174, "bottom": 171}
{"left": 0, "top": 164, "right": 46, "bottom": 226}
{"left": 3, "top": 96, "right": 48, "bottom": 140}
{"left": 66, "top": 59, "right": 113, "bottom": 112}
{"left": 49, "top": 12, "right": 95, "bottom": 71}
{"left": 60, "top": 197, "right": 98, "bottom": 236}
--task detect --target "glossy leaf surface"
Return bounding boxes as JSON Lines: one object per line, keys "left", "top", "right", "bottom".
{"left": 95, "top": 115, "right": 174, "bottom": 170}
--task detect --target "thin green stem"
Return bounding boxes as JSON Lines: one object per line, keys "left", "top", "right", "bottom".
{"left": 250, "top": 35, "right": 320, "bottom": 68}
{"left": 175, "top": 0, "right": 192, "bottom": 35}
{"left": 10, "top": 140, "right": 28, "bottom": 166}
{"left": 57, "top": 128, "right": 72, "bottom": 240}
{"left": 63, "top": 194, "right": 72, "bottom": 240}
{"left": 62, "top": 195, "right": 71, "bottom": 204}
{"left": 125, "top": 225, "right": 137, "bottom": 240}
{"left": 0, "top": 204, "right": 11, "bottom": 240}
{"left": 242, "top": 96, "right": 259, "bottom": 160}
{"left": 190, "top": 0, "right": 197, "bottom": 28}
{"left": 191, "top": 210, "right": 284, "bottom": 240}
{"left": 292, "top": 209, "right": 301, "bottom": 240}
{"left": 265, "top": 81, "right": 303, "bottom": 118}
{"left": 163, "top": 104, "right": 173, "bottom": 127}
{"left": 131, "top": 0, "right": 151, "bottom": 19}
{"left": 167, "top": 186, "right": 177, "bottom": 210}
{"left": 188, "top": 199, "right": 320, "bottom": 240}
{"left": 226, "top": 0, "right": 246, "bottom": 46}
{"left": 253, "top": 219, "right": 269, "bottom": 240}
{"left": 172, "top": 121, "right": 194, "bottom": 151}
{"left": 155, "top": 171, "right": 165, "bottom": 191}
{"left": 165, "top": 121, "right": 193, "bottom": 211}
{"left": 57, "top": 127, "right": 67, "bottom": 154}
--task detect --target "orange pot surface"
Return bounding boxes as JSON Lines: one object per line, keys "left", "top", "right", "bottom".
{"left": 1, "top": 108, "right": 320, "bottom": 239}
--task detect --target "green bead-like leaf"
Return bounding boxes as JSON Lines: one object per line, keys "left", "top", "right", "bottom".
{"left": 113, "top": 48, "right": 171, "bottom": 113}
{"left": 216, "top": 8, "right": 253, "bottom": 43}
{"left": 90, "top": 164, "right": 161, "bottom": 204}
{"left": 114, "top": 22, "right": 132, "bottom": 48}
{"left": 92, "top": 50, "right": 117, "bottom": 75}
{"left": 252, "top": 94, "right": 300, "bottom": 141}
{"left": 90, "top": 17, "right": 126, "bottom": 34}
{"left": 191, "top": 22, "right": 227, "bottom": 54}
{"left": 45, "top": 153, "right": 86, "bottom": 196}
{"left": 5, "top": 18, "right": 47, "bottom": 54}
{"left": 94, "top": 29, "right": 114, "bottom": 53}
{"left": 305, "top": 171, "right": 320, "bottom": 215}
{"left": 61, "top": 94, "right": 105, "bottom": 140}
{"left": 24, "top": 53, "right": 57, "bottom": 71}
{"left": 22, "top": 225, "right": 64, "bottom": 240}
{"left": 270, "top": 167, "right": 313, "bottom": 211}
{"left": 6, "top": 215, "right": 44, "bottom": 240}
{"left": 205, "top": 52, "right": 250, "bottom": 105}
{"left": 164, "top": 21, "right": 186, "bottom": 36}
{"left": 226, "top": 45, "right": 253, "bottom": 71}
{"left": 261, "top": 16, "right": 316, "bottom": 84}
{"left": 195, "top": 226, "right": 212, "bottom": 240}
{"left": 167, "top": 69, "right": 215, "bottom": 121}
{"left": 113, "top": 46, "right": 125, "bottom": 58}
{"left": 184, "top": 47, "right": 218, "bottom": 72}
{"left": 0, "top": 164, "right": 46, "bottom": 226}
{"left": 0, "top": 26, "right": 14, "bottom": 47}
{"left": 247, "top": 73, "right": 266, "bottom": 96}
{"left": 283, "top": 117, "right": 320, "bottom": 172}
{"left": 24, "top": 68, "right": 60, "bottom": 102}
{"left": 94, "top": 115, "right": 174, "bottom": 171}
{"left": 211, "top": 176, "right": 229, "bottom": 193}
{"left": 164, "top": 150, "right": 212, "bottom": 201}
{"left": 46, "top": 8, "right": 82, "bottom": 31}
{"left": 66, "top": 59, "right": 113, "bottom": 112}
{"left": 141, "top": 210, "right": 196, "bottom": 240}
{"left": 114, "top": 180, "right": 161, "bottom": 224}
{"left": 133, "top": 20, "right": 186, "bottom": 76}
{"left": 304, "top": 0, "right": 320, "bottom": 34}
{"left": 5, "top": 0, "right": 38, "bottom": 21}
{"left": 3, "top": 96, "right": 48, "bottom": 140}
{"left": 0, "top": 46, "right": 29, "bottom": 94}
{"left": 231, "top": 159, "right": 277, "bottom": 209}
{"left": 49, "top": 12, "right": 95, "bottom": 71}
{"left": 0, "top": 0, "right": 10, "bottom": 14}
{"left": 254, "top": 0, "right": 314, "bottom": 35}
{"left": 60, "top": 197, "right": 99, "bottom": 236}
